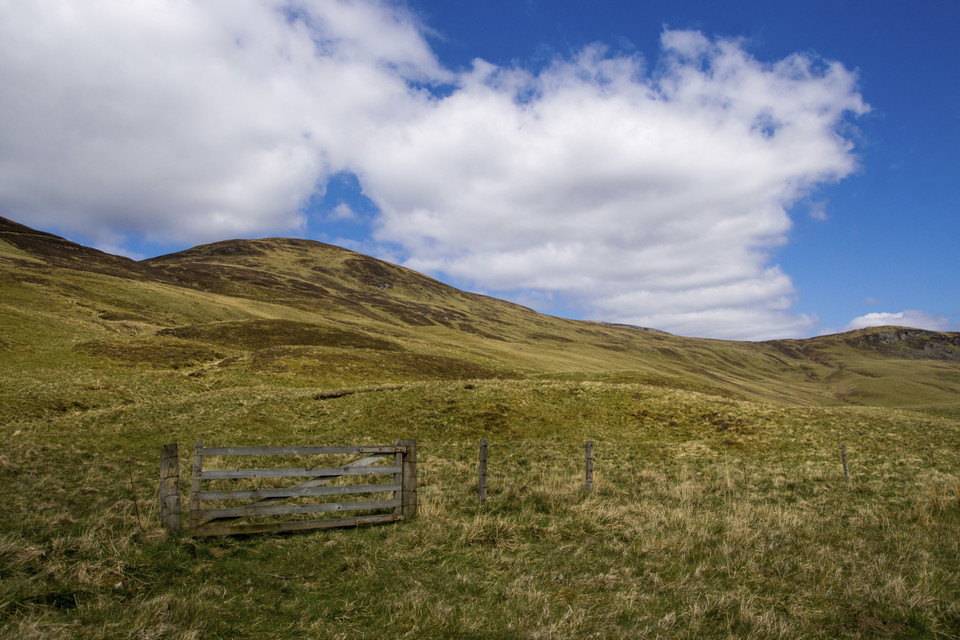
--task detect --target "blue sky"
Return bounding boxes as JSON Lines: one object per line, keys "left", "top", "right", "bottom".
{"left": 0, "top": 0, "right": 957, "bottom": 339}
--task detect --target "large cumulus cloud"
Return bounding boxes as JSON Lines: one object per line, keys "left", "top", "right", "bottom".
{"left": 0, "top": 0, "right": 446, "bottom": 249}
{"left": 0, "top": 0, "right": 870, "bottom": 339}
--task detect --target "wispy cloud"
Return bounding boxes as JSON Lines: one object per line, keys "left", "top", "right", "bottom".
{"left": 808, "top": 200, "right": 829, "bottom": 221}
{"left": 328, "top": 203, "right": 360, "bottom": 222}
{"left": 0, "top": 1, "right": 869, "bottom": 339}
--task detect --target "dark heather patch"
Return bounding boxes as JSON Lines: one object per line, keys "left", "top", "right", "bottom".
{"left": 158, "top": 319, "right": 398, "bottom": 351}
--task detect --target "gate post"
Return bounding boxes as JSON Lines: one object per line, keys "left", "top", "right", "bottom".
{"left": 399, "top": 438, "right": 417, "bottom": 518}
{"left": 159, "top": 443, "right": 181, "bottom": 533}
{"left": 188, "top": 439, "right": 203, "bottom": 536}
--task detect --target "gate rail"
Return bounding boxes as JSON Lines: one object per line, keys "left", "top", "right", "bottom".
{"left": 172, "top": 439, "right": 416, "bottom": 537}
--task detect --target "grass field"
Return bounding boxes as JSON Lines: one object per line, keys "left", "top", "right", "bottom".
{"left": 3, "top": 379, "right": 959, "bottom": 639}
{"left": 2, "top": 219, "right": 960, "bottom": 638}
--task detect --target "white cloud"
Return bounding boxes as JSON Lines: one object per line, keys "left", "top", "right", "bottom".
{"left": 359, "top": 33, "right": 868, "bottom": 339}
{"left": 808, "top": 200, "right": 829, "bottom": 221}
{"left": 840, "top": 311, "right": 952, "bottom": 333}
{"left": 0, "top": 0, "right": 443, "bottom": 247}
{"left": 328, "top": 203, "right": 359, "bottom": 222}
{"left": 0, "top": 2, "right": 869, "bottom": 339}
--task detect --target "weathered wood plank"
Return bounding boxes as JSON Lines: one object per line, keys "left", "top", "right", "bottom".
{"left": 197, "top": 498, "right": 399, "bottom": 520}
{"left": 200, "top": 465, "right": 400, "bottom": 480}
{"left": 196, "top": 482, "right": 401, "bottom": 502}
{"left": 393, "top": 440, "right": 403, "bottom": 516}
{"left": 203, "top": 454, "right": 387, "bottom": 526}
{"left": 188, "top": 440, "right": 415, "bottom": 537}
{"left": 191, "top": 513, "right": 403, "bottom": 537}
{"left": 159, "top": 442, "right": 181, "bottom": 533}
{"left": 187, "top": 439, "right": 203, "bottom": 535}
{"left": 201, "top": 445, "right": 404, "bottom": 456}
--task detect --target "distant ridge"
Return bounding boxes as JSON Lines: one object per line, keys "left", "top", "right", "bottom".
{"left": 0, "top": 215, "right": 159, "bottom": 280}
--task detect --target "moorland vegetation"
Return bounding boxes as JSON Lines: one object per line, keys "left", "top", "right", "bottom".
{"left": 1, "top": 216, "right": 959, "bottom": 638}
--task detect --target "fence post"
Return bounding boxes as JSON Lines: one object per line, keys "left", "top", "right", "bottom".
{"left": 478, "top": 439, "right": 488, "bottom": 505}
{"left": 188, "top": 439, "right": 203, "bottom": 536}
{"left": 159, "top": 443, "right": 181, "bottom": 533}
{"left": 585, "top": 440, "right": 594, "bottom": 493}
{"left": 399, "top": 438, "right": 417, "bottom": 518}
{"left": 393, "top": 440, "right": 404, "bottom": 517}
{"left": 841, "top": 443, "right": 850, "bottom": 483}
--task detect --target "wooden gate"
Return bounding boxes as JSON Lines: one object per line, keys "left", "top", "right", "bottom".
{"left": 186, "top": 439, "right": 417, "bottom": 537}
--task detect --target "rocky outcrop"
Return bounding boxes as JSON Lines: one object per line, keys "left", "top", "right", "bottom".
{"left": 846, "top": 327, "right": 960, "bottom": 361}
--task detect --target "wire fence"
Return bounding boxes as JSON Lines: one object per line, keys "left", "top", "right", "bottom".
{"left": 2, "top": 436, "right": 958, "bottom": 538}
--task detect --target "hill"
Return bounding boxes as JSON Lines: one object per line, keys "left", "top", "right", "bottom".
{"left": 2, "top": 215, "right": 959, "bottom": 409}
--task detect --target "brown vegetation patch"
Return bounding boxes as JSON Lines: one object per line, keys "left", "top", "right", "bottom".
{"left": 700, "top": 409, "right": 750, "bottom": 433}
{"left": 342, "top": 256, "right": 454, "bottom": 298}
{"left": 199, "top": 240, "right": 268, "bottom": 259}
{"left": 854, "top": 614, "right": 909, "bottom": 638}
{"left": 73, "top": 338, "right": 224, "bottom": 369}
{"left": 596, "top": 341, "right": 630, "bottom": 352}
{"left": 389, "top": 353, "right": 514, "bottom": 381}
{"left": 457, "top": 323, "right": 507, "bottom": 341}
{"left": 342, "top": 256, "right": 402, "bottom": 289}
{"left": 223, "top": 344, "right": 513, "bottom": 382}
{"left": 98, "top": 311, "right": 150, "bottom": 322}
{"left": 472, "top": 404, "right": 514, "bottom": 434}
{"left": 529, "top": 333, "right": 574, "bottom": 343}
{"left": 142, "top": 257, "right": 332, "bottom": 303}
{"left": 764, "top": 340, "right": 808, "bottom": 360}
{"left": 280, "top": 277, "right": 330, "bottom": 297}
{"left": 342, "top": 294, "right": 468, "bottom": 328}
{"left": 159, "top": 319, "right": 398, "bottom": 351}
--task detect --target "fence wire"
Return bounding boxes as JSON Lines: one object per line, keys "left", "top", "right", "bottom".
{"left": 2, "top": 437, "right": 958, "bottom": 537}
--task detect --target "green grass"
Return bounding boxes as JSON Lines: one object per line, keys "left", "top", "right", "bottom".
{"left": 3, "top": 380, "right": 960, "bottom": 638}
{"left": 3, "top": 223, "right": 960, "bottom": 638}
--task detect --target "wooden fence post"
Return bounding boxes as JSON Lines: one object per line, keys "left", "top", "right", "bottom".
{"left": 394, "top": 440, "right": 404, "bottom": 517}
{"left": 478, "top": 439, "right": 488, "bottom": 505}
{"left": 841, "top": 443, "right": 850, "bottom": 483}
{"left": 399, "top": 438, "right": 417, "bottom": 518}
{"left": 188, "top": 439, "right": 203, "bottom": 536}
{"left": 585, "top": 440, "right": 594, "bottom": 493}
{"left": 159, "top": 443, "right": 181, "bottom": 533}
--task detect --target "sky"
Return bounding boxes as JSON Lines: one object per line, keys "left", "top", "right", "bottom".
{"left": 0, "top": 0, "right": 957, "bottom": 340}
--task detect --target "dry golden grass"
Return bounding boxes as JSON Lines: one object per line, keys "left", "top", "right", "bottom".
{"left": 3, "top": 392, "right": 960, "bottom": 638}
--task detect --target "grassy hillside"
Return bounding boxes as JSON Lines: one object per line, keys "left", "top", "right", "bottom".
{"left": 3, "top": 215, "right": 959, "bottom": 408}
{"left": 2, "top": 216, "right": 959, "bottom": 638}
